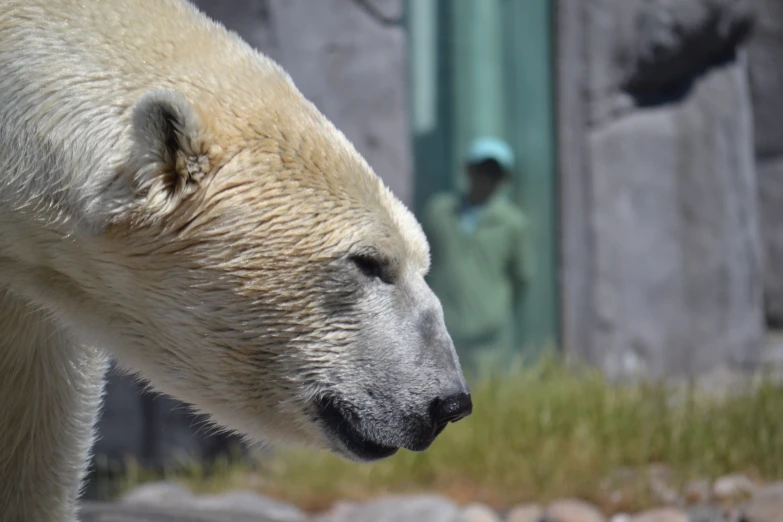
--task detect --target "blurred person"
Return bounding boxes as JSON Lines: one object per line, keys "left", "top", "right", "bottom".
{"left": 422, "top": 137, "right": 532, "bottom": 377}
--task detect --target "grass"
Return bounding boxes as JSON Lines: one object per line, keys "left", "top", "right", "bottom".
{"left": 109, "top": 353, "right": 783, "bottom": 514}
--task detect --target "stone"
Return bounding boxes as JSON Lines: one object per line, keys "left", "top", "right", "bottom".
{"left": 584, "top": 0, "right": 756, "bottom": 125}
{"left": 629, "top": 508, "right": 688, "bottom": 522}
{"left": 120, "top": 485, "right": 305, "bottom": 521}
{"left": 646, "top": 465, "right": 680, "bottom": 505}
{"left": 688, "top": 505, "right": 732, "bottom": 522}
{"left": 713, "top": 474, "right": 757, "bottom": 500}
{"left": 192, "top": 490, "right": 306, "bottom": 521}
{"left": 79, "top": 501, "right": 282, "bottom": 522}
{"left": 458, "top": 503, "right": 501, "bottom": 522}
{"left": 748, "top": 0, "right": 783, "bottom": 326}
{"left": 317, "top": 494, "right": 461, "bottom": 522}
{"left": 587, "top": 57, "right": 764, "bottom": 382}
{"left": 756, "top": 158, "right": 783, "bottom": 325}
{"left": 619, "top": 0, "right": 755, "bottom": 100}
{"left": 560, "top": 0, "right": 766, "bottom": 382}
{"left": 748, "top": 0, "right": 783, "bottom": 158}
{"left": 684, "top": 480, "right": 713, "bottom": 504}
{"left": 507, "top": 504, "right": 544, "bottom": 522}
{"left": 738, "top": 482, "right": 783, "bottom": 522}
{"left": 318, "top": 500, "right": 359, "bottom": 520}
{"left": 542, "top": 499, "right": 606, "bottom": 522}
{"left": 119, "top": 481, "right": 195, "bottom": 507}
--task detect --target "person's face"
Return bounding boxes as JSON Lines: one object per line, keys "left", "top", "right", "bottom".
{"left": 467, "top": 160, "right": 505, "bottom": 204}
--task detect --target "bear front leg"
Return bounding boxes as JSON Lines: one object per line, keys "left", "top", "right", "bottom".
{"left": 0, "top": 288, "right": 109, "bottom": 522}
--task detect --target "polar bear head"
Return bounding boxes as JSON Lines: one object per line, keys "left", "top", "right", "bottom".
{"left": 74, "top": 82, "right": 473, "bottom": 462}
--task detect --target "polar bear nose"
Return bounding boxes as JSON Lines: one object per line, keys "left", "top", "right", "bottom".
{"left": 431, "top": 392, "right": 473, "bottom": 427}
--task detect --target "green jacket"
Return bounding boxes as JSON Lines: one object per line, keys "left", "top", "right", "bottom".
{"left": 421, "top": 189, "right": 532, "bottom": 353}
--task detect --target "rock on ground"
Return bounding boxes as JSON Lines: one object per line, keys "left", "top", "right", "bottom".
{"left": 79, "top": 502, "right": 285, "bottom": 522}
{"left": 542, "top": 499, "right": 606, "bottom": 522}
{"left": 458, "top": 503, "right": 502, "bottom": 522}
{"left": 739, "top": 482, "right": 783, "bottom": 522}
{"left": 687, "top": 505, "right": 735, "bottom": 522}
{"left": 119, "top": 482, "right": 307, "bottom": 521}
{"left": 314, "top": 494, "right": 462, "bottom": 522}
{"left": 629, "top": 508, "right": 688, "bottom": 522}
{"left": 507, "top": 504, "right": 544, "bottom": 522}
{"left": 713, "top": 474, "right": 757, "bottom": 501}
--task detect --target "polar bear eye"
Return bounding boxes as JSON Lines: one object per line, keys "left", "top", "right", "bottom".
{"left": 349, "top": 253, "right": 393, "bottom": 285}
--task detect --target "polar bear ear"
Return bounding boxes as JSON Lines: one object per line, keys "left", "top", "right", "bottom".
{"left": 129, "top": 89, "right": 215, "bottom": 202}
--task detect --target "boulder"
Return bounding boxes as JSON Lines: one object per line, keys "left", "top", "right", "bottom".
{"left": 315, "top": 494, "right": 461, "bottom": 522}
{"left": 541, "top": 499, "right": 606, "bottom": 522}
{"left": 747, "top": 0, "right": 783, "bottom": 326}
{"left": 560, "top": 0, "right": 764, "bottom": 381}
{"left": 739, "top": 482, "right": 783, "bottom": 522}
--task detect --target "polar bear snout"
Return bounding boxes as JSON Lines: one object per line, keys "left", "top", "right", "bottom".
{"left": 315, "top": 386, "right": 472, "bottom": 463}
{"left": 430, "top": 391, "right": 473, "bottom": 428}
{"left": 311, "top": 273, "right": 473, "bottom": 463}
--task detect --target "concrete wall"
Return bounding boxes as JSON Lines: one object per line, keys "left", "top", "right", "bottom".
{"left": 557, "top": 0, "right": 765, "bottom": 382}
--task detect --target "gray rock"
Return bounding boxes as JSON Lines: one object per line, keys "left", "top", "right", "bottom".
{"left": 620, "top": 0, "right": 755, "bottom": 98}
{"left": 507, "top": 504, "right": 544, "bottom": 522}
{"left": 610, "top": 515, "right": 632, "bottom": 522}
{"left": 120, "top": 484, "right": 306, "bottom": 521}
{"left": 713, "top": 474, "right": 757, "bottom": 500}
{"left": 458, "top": 503, "right": 501, "bottom": 522}
{"left": 748, "top": 0, "right": 783, "bottom": 159}
{"left": 684, "top": 480, "right": 713, "bottom": 504}
{"left": 80, "top": 501, "right": 286, "bottom": 522}
{"left": 739, "top": 482, "right": 783, "bottom": 522}
{"left": 584, "top": 0, "right": 755, "bottom": 125}
{"left": 193, "top": 491, "right": 306, "bottom": 521}
{"left": 747, "top": 0, "right": 783, "bottom": 326}
{"left": 559, "top": 0, "right": 765, "bottom": 381}
{"left": 542, "top": 499, "right": 606, "bottom": 522}
{"left": 119, "top": 481, "right": 195, "bottom": 507}
{"left": 758, "top": 160, "right": 783, "bottom": 326}
{"left": 687, "top": 505, "right": 732, "bottom": 522}
{"left": 316, "top": 494, "right": 461, "bottom": 522}
{"left": 586, "top": 58, "right": 764, "bottom": 382}
{"left": 630, "top": 508, "right": 688, "bottom": 522}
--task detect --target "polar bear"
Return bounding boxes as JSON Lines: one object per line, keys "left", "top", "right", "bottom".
{"left": 0, "top": 1, "right": 472, "bottom": 520}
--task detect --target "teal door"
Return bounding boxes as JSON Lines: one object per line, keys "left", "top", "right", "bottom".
{"left": 407, "top": 0, "right": 558, "bottom": 361}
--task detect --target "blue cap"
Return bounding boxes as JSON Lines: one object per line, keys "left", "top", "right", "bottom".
{"left": 466, "top": 136, "right": 514, "bottom": 171}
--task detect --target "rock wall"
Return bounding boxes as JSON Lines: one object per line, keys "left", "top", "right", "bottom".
{"left": 91, "top": 0, "right": 411, "bottom": 479}
{"left": 747, "top": 0, "right": 783, "bottom": 327}
{"left": 558, "top": 0, "right": 765, "bottom": 381}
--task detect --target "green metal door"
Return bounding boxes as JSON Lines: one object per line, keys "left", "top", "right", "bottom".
{"left": 407, "top": 0, "right": 558, "bottom": 363}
